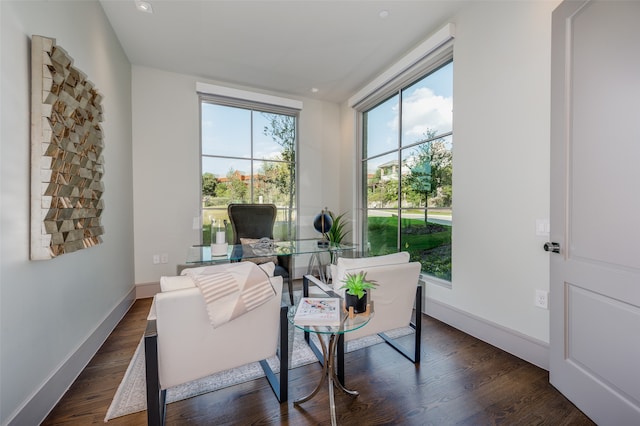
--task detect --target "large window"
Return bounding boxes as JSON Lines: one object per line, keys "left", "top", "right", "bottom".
{"left": 361, "top": 60, "right": 453, "bottom": 281}
{"left": 200, "top": 97, "right": 298, "bottom": 244}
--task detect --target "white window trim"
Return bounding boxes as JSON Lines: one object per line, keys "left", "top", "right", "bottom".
{"left": 351, "top": 23, "right": 455, "bottom": 287}
{"left": 198, "top": 92, "right": 300, "bottom": 243}
{"left": 348, "top": 23, "right": 455, "bottom": 109}
{"left": 196, "top": 82, "right": 303, "bottom": 111}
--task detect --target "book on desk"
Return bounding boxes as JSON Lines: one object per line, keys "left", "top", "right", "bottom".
{"left": 294, "top": 297, "right": 342, "bottom": 326}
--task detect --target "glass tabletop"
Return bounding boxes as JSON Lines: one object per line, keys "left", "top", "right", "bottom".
{"left": 287, "top": 301, "right": 373, "bottom": 335}
{"left": 289, "top": 279, "right": 373, "bottom": 335}
{"left": 186, "top": 239, "right": 356, "bottom": 264}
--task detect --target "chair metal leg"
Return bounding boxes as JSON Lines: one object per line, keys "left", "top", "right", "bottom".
{"left": 378, "top": 285, "right": 422, "bottom": 363}
{"left": 144, "top": 320, "right": 165, "bottom": 426}
{"left": 303, "top": 276, "right": 311, "bottom": 344}
{"left": 336, "top": 284, "right": 423, "bottom": 389}
{"left": 260, "top": 303, "right": 289, "bottom": 402}
{"left": 288, "top": 275, "right": 294, "bottom": 305}
{"left": 414, "top": 284, "right": 422, "bottom": 362}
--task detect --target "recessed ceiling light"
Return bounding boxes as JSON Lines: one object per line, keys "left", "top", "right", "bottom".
{"left": 311, "top": 88, "right": 319, "bottom": 93}
{"left": 379, "top": 10, "right": 389, "bottom": 19}
{"left": 135, "top": 1, "right": 153, "bottom": 13}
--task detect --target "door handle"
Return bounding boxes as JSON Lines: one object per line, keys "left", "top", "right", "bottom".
{"left": 544, "top": 242, "right": 560, "bottom": 253}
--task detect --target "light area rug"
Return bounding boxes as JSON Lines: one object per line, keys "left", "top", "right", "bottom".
{"left": 104, "top": 326, "right": 413, "bottom": 421}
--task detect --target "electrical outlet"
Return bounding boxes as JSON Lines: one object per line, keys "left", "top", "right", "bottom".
{"left": 535, "top": 289, "right": 549, "bottom": 309}
{"left": 152, "top": 254, "right": 160, "bottom": 264}
{"left": 160, "top": 253, "right": 168, "bottom": 264}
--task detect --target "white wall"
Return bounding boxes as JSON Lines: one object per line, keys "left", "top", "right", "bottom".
{"left": 439, "top": 0, "right": 557, "bottom": 343}
{"left": 0, "top": 1, "right": 134, "bottom": 424}
{"left": 341, "top": 1, "right": 558, "bottom": 355}
{"left": 132, "top": 66, "right": 342, "bottom": 285}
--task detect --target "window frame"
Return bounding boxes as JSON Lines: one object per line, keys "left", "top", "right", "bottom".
{"left": 198, "top": 92, "right": 300, "bottom": 244}
{"left": 354, "top": 42, "right": 454, "bottom": 287}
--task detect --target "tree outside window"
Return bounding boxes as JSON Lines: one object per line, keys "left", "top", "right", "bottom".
{"left": 200, "top": 101, "right": 297, "bottom": 244}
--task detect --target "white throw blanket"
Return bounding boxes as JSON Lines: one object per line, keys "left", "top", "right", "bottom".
{"left": 182, "top": 262, "right": 276, "bottom": 328}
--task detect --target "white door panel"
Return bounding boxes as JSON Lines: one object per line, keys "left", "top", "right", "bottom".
{"left": 550, "top": 1, "right": 640, "bottom": 424}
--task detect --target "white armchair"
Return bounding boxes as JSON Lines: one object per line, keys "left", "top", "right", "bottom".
{"left": 303, "top": 252, "right": 422, "bottom": 385}
{"left": 145, "top": 269, "right": 288, "bottom": 425}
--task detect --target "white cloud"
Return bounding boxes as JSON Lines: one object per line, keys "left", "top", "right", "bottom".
{"left": 387, "top": 87, "right": 452, "bottom": 142}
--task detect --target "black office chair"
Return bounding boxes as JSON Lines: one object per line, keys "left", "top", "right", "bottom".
{"left": 227, "top": 203, "right": 294, "bottom": 304}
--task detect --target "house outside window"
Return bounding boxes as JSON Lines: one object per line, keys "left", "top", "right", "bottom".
{"left": 360, "top": 59, "right": 453, "bottom": 282}
{"left": 199, "top": 97, "right": 298, "bottom": 244}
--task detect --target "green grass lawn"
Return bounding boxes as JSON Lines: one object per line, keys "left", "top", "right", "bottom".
{"left": 368, "top": 215, "right": 452, "bottom": 281}
{"left": 203, "top": 214, "right": 452, "bottom": 280}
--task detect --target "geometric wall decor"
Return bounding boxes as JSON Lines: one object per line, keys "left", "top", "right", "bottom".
{"left": 30, "top": 35, "right": 105, "bottom": 260}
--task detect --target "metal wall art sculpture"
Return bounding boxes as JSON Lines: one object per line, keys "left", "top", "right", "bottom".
{"left": 30, "top": 35, "right": 105, "bottom": 260}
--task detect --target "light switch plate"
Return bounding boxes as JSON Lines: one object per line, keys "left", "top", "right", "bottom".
{"left": 535, "top": 219, "right": 550, "bottom": 237}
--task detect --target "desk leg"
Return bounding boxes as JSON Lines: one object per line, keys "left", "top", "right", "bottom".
{"left": 306, "top": 252, "right": 326, "bottom": 282}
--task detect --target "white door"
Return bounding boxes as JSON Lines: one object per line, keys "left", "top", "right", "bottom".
{"left": 549, "top": 1, "right": 640, "bottom": 423}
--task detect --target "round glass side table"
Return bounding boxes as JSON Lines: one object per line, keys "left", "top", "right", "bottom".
{"left": 288, "top": 302, "right": 373, "bottom": 426}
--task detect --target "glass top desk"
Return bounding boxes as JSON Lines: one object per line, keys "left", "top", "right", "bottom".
{"left": 184, "top": 239, "right": 356, "bottom": 281}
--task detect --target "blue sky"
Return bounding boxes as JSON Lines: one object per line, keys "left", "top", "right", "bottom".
{"left": 365, "top": 61, "right": 453, "bottom": 175}
{"left": 201, "top": 104, "right": 284, "bottom": 177}
{"left": 201, "top": 61, "right": 452, "bottom": 180}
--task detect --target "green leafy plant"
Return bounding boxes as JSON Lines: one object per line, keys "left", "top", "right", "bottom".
{"left": 340, "top": 271, "right": 378, "bottom": 300}
{"left": 327, "top": 211, "right": 349, "bottom": 263}
{"left": 327, "top": 211, "right": 349, "bottom": 244}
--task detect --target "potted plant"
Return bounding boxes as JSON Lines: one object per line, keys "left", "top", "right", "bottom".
{"left": 327, "top": 210, "right": 349, "bottom": 263}
{"left": 340, "top": 271, "right": 377, "bottom": 314}
{"left": 327, "top": 211, "right": 349, "bottom": 244}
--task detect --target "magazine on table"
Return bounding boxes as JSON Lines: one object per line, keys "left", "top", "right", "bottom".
{"left": 294, "top": 297, "right": 342, "bottom": 326}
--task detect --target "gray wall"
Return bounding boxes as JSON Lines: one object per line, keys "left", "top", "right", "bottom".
{"left": 0, "top": 1, "right": 134, "bottom": 424}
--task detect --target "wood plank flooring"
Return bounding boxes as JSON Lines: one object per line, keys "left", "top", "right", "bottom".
{"left": 42, "top": 294, "right": 595, "bottom": 425}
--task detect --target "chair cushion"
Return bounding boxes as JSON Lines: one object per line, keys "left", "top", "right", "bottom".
{"left": 331, "top": 251, "right": 410, "bottom": 289}
{"left": 160, "top": 275, "right": 196, "bottom": 292}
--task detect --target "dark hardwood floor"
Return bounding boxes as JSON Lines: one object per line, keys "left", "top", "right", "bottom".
{"left": 43, "top": 289, "right": 595, "bottom": 425}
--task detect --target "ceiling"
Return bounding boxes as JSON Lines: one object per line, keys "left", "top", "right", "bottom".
{"left": 99, "top": 0, "right": 468, "bottom": 104}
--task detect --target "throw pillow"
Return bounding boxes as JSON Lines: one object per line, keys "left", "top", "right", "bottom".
{"left": 257, "top": 261, "right": 276, "bottom": 277}
{"left": 191, "top": 262, "right": 276, "bottom": 328}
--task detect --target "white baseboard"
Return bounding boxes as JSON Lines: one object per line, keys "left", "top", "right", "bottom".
{"left": 135, "top": 281, "right": 160, "bottom": 299}
{"left": 425, "top": 297, "right": 549, "bottom": 370}
{"left": 6, "top": 287, "right": 136, "bottom": 426}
